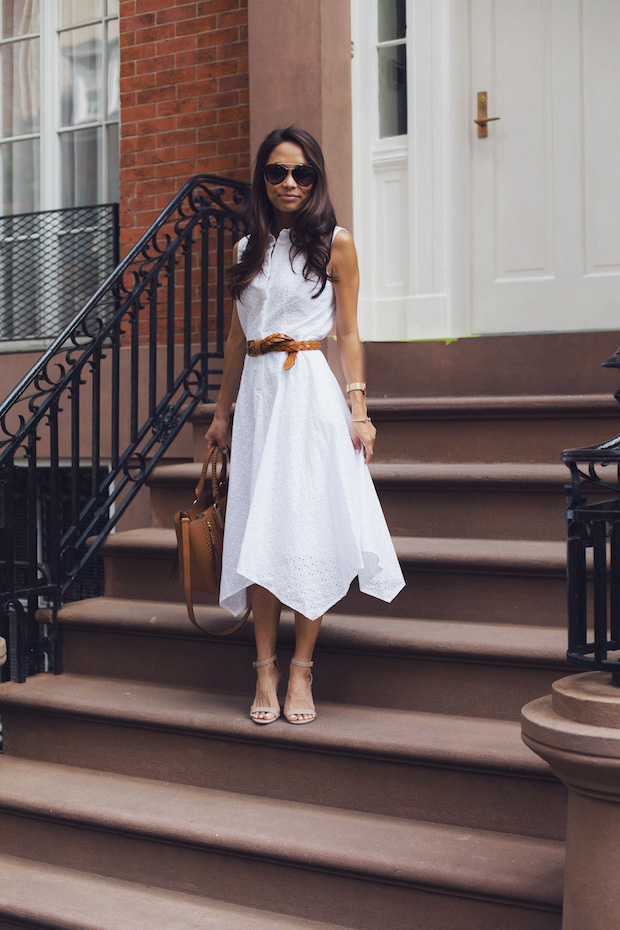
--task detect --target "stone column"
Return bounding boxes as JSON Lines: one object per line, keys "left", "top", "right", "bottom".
{"left": 522, "top": 672, "right": 620, "bottom": 929}
{"left": 247, "top": 0, "right": 353, "bottom": 231}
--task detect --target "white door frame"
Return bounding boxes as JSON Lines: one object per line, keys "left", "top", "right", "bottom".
{"left": 351, "top": 0, "right": 473, "bottom": 341}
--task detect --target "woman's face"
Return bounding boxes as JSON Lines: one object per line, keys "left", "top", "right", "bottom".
{"left": 264, "top": 141, "right": 314, "bottom": 226}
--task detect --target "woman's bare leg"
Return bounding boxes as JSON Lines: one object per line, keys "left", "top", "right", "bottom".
{"left": 250, "top": 586, "right": 282, "bottom": 721}
{"left": 284, "top": 612, "right": 323, "bottom": 722}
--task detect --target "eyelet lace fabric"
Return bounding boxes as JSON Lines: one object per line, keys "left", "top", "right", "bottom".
{"left": 219, "top": 227, "right": 405, "bottom": 620}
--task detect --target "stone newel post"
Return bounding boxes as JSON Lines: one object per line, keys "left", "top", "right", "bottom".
{"left": 522, "top": 672, "right": 620, "bottom": 929}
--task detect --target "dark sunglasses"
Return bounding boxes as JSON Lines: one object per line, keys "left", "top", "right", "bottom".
{"left": 263, "top": 163, "right": 317, "bottom": 187}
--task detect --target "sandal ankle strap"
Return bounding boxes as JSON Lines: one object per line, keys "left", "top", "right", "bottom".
{"left": 253, "top": 655, "right": 278, "bottom": 669}
{"left": 290, "top": 658, "right": 313, "bottom": 668}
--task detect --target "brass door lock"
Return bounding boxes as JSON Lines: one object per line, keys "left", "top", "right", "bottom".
{"left": 474, "top": 92, "right": 501, "bottom": 138}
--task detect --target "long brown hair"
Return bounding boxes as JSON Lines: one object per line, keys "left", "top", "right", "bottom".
{"left": 229, "top": 126, "right": 337, "bottom": 301}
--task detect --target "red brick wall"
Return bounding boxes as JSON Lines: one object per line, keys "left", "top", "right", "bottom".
{"left": 118, "top": 0, "right": 250, "bottom": 255}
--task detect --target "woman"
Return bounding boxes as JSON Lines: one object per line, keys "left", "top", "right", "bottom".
{"left": 205, "top": 127, "right": 404, "bottom": 726}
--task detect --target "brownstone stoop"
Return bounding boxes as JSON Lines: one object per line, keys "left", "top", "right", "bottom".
{"left": 1, "top": 392, "right": 617, "bottom": 928}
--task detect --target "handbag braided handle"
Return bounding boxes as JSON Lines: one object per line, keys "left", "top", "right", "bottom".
{"left": 195, "top": 445, "right": 228, "bottom": 502}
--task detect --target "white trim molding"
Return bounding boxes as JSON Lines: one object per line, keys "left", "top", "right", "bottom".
{"left": 352, "top": 0, "right": 470, "bottom": 341}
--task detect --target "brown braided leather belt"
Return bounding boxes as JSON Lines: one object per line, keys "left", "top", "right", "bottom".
{"left": 246, "top": 333, "right": 321, "bottom": 370}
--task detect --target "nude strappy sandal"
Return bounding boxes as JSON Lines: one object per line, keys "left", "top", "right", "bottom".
{"left": 284, "top": 658, "right": 316, "bottom": 725}
{"left": 250, "top": 655, "right": 281, "bottom": 724}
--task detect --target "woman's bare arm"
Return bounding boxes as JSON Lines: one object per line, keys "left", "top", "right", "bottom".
{"left": 331, "top": 230, "right": 376, "bottom": 463}
{"left": 205, "top": 242, "right": 246, "bottom": 452}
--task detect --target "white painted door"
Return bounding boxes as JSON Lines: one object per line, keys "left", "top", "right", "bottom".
{"left": 471, "top": 0, "right": 620, "bottom": 334}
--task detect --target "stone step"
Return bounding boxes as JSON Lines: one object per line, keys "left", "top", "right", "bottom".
{"left": 362, "top": 395, "right": 620, "bottom": 464}
{"left": 361, "top": 332, "right": 620, "bottom": 398}
{"left": 343, "top": 536, "right": 571, "bottom": 625}
{"left": 192, "top": 396, "right": 620, "bottom": 465}
{"left": 149, "top": 460, "right": 575, "bottom": 540}
{"left": 45, "top": 597, "right": 568, "bottom": 720}
{"left": 0, "top": 757, "right": 564, "bottom": 930}
{"left": 373, "top": 463, "right": 572, "bottom": 540}
{"left": 0, "top": 854, "right": 354, "bottom": 930}
{"left": 99, "top": 529, "right": 569, "bottom": 625}
{"left": 0, "top": 673, "right": 566, "bottom": 840}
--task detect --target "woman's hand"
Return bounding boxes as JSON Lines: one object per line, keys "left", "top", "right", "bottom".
{"left": 205, "top": 413, "right": 231, "bottom": 454}
{"left": 350, "top": 418, "right": 376, "bottom": 464}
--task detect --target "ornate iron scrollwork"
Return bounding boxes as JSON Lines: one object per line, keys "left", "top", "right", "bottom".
{"left": 0, "top": 174, "right": 248, "bottom": 681}
{"left": 152, "top": 406, "right": 179, "bottom": 442}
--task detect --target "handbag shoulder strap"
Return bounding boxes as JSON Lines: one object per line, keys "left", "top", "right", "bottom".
{"left": 180, "top": 516, "right": 250, "bottom": 635}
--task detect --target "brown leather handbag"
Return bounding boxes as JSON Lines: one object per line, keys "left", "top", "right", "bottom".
{"left": 174, "top": 446, "right": 248, "bottom": 635}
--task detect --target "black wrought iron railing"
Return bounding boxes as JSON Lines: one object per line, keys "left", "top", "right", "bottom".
{"left": 0, "top": 174, "right": 249, "bottom": 682}
{"left": 563, "top": 349, "right": 620, "bottom": 682}
{"left": 0, "top": 204, "right": 120, "bottom": 342}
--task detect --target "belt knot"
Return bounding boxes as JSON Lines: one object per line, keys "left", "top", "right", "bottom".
{"left": 246, "top": 333, "right": 321, "bottom": 369}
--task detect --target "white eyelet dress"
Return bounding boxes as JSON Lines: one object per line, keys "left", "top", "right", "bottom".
{"left": 219, "top": 227, "right": 405, "bottom": 620}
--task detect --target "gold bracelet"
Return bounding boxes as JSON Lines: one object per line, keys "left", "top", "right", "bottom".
{"left": 351, "top": 416, "right": 372, "bottom": 423}
{"left": 346, "top": 382, "right": 366, "bottom": 395}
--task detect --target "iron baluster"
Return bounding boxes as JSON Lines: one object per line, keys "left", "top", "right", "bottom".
{"left": 0, "top": 463, "right": 14, "bottom": 682}
{"left": 69, "top": 371, "right": 81, "bottom": 529}
{"left": 216, "top": 219, "right": 225, "bottom": 357}
{"left": 200, "top": 212, "right": 210, "bottom": 393}
{"left": 148, "top": 277, "right": 158, "bottom": 419}
{"left": 90, "top": 343, "right": 102, "bottom": 499}
{"left": 47, "top": 405, "right": 61, "bottom": 675}
{"left": 25, "top": 434, "right": 39, "bottom": 679}
{"left": 130, "top": 296, "right": 140, "bottom": 444}
{"left": 13, "top": 600, "right": 27, "bottom": 684}
{"left": 611, "top": 522, "right": 620, "bottom": 646}
{"left": 26, "top": 435, "right": 38, "bottom": 596}
{"left": 183, "top": 226, "right": 193, "bottom": 371}
{"left": 566, "top": 514, "right": 588, "bottom": 662}
{"left": 48, "top": 399, "right": 61, "bottom": 600}
{"left": 166, "top": 253, "right": 176, "bottom": 393}
{"left": 110, "top": 321, "right": 121, "bottom": 471}
{"left": 592, "top": 521, "right": 608, "bottom": 664}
